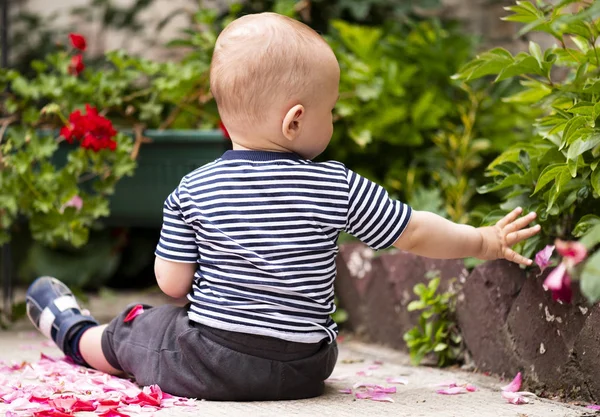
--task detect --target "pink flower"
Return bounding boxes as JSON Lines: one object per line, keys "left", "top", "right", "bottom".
{"left": 543, "top": 263, "right": 572, "bottom": 303}
{"left": 501, "top": 372, "right": 522, "bottom": 392}
{"left": 555, "top": 239, "right": 587, "bottom": 266}
{"left": 542, "top": 239, "right": 587, "bottom": 304}
{"left": 534, "top": 245, "right": 554, "bottom": 273}
{"left": 60, "top": 195, "right": 83, "bottom": 213}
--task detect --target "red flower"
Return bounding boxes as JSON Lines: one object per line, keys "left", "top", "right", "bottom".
{"left": 60, "top": 105, "right": 118, "bottom": 152}
{"left": 69, "top": 33, "right": 87, "bottom": 51}
{"left": 68, "top": 54, "right": 85, "bottom": 76}
{"left": 219, "top": 121, "right": 230, "bottom": 139}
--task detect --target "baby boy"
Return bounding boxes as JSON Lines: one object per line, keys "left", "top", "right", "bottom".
{"left": 26, "top": 12, "right": 540, "bottom": 401}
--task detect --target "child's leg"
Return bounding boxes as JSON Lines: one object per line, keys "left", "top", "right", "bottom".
{"left": 26, "top": 276, "right": 110, "bottom": 370}
{"left": 80, "top": 325, "right": 122, "bottom": 374}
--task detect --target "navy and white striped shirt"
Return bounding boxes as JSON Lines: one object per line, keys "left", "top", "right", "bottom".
{"left": 155, "top": 150, "right": 412, "bottom": 343}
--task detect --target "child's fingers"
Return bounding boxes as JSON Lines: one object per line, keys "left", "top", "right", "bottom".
{"left": 496, "top": 207, "right": 523, "bottom": 229}
{"left": 504, "top": 248, "right": 533, "bottom": 266}
{"left": 506, "top": 211, "right": 537, "bottom": 233}
{"left": 506, "top": 224, "right": 542, "bottom": 246}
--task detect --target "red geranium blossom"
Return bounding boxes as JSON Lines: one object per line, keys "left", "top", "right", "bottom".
{"left": 69, "top": 33, "right": 87, "bottom": 51}
{"left": 68, "top": 54, "right": 85, "bottom": 76}
{"left": 60, "top": 105, "right": 118, "bottom": 152}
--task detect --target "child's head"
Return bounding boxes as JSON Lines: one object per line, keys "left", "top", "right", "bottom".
{"left": 210, "top": 13, "right": 340, "bottom": 159}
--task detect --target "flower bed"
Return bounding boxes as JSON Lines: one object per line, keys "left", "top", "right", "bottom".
{"left": 335, "top": 242, "right": 600, "bottom": 401}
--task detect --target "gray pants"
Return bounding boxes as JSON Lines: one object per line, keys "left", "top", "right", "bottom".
{"left": 101, "top": 304, "right": 338, "bottom": 401}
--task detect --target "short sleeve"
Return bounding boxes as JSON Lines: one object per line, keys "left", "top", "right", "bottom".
{"left": 155, "top": 184, "right": 198, "bottom": 263}
{"left": 344, "top": 169, "right": 412, "bottom": 250}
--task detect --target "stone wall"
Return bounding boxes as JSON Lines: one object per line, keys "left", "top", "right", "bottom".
{"left": 335, "top": 243, "right": 600, "bottom": 401}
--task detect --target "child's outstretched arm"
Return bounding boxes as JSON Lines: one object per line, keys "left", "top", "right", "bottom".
{"left": 393, "top": 207, "right": 540, "bottom": 266}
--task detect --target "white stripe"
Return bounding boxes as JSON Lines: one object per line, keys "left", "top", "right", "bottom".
{"left": 155, "top": 157, "right": 409, "bottom": 343}
{"left": 38, "top": 307, "right": 56, "bottom": 339}
{"left": 53, "top": 295, "right": 80, "bottom": 312}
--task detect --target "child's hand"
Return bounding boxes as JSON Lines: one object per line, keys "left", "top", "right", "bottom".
{"left": 477, "top": 207, "right": 541, "bottom": 266}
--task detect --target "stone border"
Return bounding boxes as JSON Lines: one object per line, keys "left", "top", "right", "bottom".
{"left": 335, "top": 243, "right": 598, "bottom": 401}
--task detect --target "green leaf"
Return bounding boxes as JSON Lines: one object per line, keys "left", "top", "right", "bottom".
{"left": 567, "top": 135, "right": 600, "bottom": 162}
{"left": 529, "top": 41, "right": 544, "bottom": 68}
{"left": 496, "top": 55, "right": 544, "bottom": 81}
{"left": 452, "top": 48, "right": 514, "bottom": 81}
{"left": 502, "top": 82, "right": 551, "bottom": 103}
{"left": 407, "top": 300, "right": 426, "bottom": 311}
{"left": 580, "top": 224, "right": 600, "bottom": 248}
{"left": 561, "top": 116, "right": 588, "bottom": 147}
{"left": 477, "top": 173, "right": 529, "bottom": 194}
{"left": 573, "top": 215, "right": 600, "bottom": 238}
{"left": 581, "top": 251, "right": 600, "bottom": 303}
{"left": 433, "top": 343, "right": 448, "bottom": 352}
{"left": 533, "top": 164, "right": 568, "bottom": 195}
{"left": 592, "top": 167, "right": 600, "bottom": 196}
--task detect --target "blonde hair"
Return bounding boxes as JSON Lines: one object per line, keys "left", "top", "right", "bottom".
{"left": 210, "top": 13, "right": 333, "bottom": 125}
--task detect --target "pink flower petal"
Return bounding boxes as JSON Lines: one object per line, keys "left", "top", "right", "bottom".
{"left": 385, "top": 377, "right": 408, "bottom": 385}
{"left": 535, "top": 245, "right": 555, "bottom": 273}
{"left": 465, "top": 384, "right": 478, "bottom": 392}
{"left": 338, "top": 388, "right": 352, "bottom": 394}
{"left": 587, "top": 405, "right": 600, "bottom": 410}
{"left": 373, "top": 360, "right": 384, "bottom": 365}
{"left": 353, "top": 382, "right": 383, "bottom": 390}
{"left": 551, "top": 274, "right": 573, "bottom": 303}
{"left": 371, "top": 386, "right": 396, "bottom": 395}
{"left": 502, "top": 391, "right": 529, "bottom": 405}
{"left": 355, "top": 392, "right": 372, "bottom": 400}
{"left": 555, "top": 239, "right": 587, "bottom": 265}
{"left": 370, "top": 393, "right": 394, "bottom": 403}
{"left": 544, "top": 263, "right": 567, "bottom": 291}
{"left": 437, "top": 387, "right": 467, "bottom": 395}
{"left": 33, "top": 410, "right": 74, "bottom": 417}
{"left": 501, "top": 372, "right": 522, "bottom": 392}
{"left": 123, "top": 305, "right": 144, "bottom": 323}
{"left": 60, "top": 195, "right": 84, "bottom": 213}
{"left": 99, "top": 410, "right": 131, "bottom": 417}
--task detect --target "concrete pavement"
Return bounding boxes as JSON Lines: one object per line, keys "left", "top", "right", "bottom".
{"left": 0, "top": 328, "right": 594, "bottom": 416}
{"left": 0, "top": 289, "right": 595, "bottom": 416}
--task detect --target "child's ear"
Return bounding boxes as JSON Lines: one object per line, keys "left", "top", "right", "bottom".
{"left": 282, "top": 104, "right": 305, "bottom": 141}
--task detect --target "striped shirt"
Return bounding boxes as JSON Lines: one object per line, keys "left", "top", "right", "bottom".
{"left": 155, "top": 150, "right": 412, "bottom": 343}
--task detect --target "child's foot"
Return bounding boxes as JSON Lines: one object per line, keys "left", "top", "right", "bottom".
{"left": 26, "top": 276, "right": 99, "bottom": 365}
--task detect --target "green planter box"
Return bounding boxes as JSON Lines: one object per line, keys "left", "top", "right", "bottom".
{"left": 107, "top": 129, "right": 230, "bottom": 228}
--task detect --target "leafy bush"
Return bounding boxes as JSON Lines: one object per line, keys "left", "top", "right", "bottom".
{"left": 323, "top": 19, "right": 536, "bottom": 223}
{"left": 454, "top": 0, "right": 600, "bottom": 301}
{"left": 403, "top": 273, "right": 462, "bottom": 367}
{"left": 0, "top": 9, "right": 225, "bottom": 248}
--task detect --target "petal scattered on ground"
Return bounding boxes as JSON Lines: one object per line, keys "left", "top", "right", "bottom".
{"left": 501, "top": 372, "right": 522, "bottom": 392}
{"left": 436, "top": 386, "right": 468, "bottom": 395}
{"left": 0, "top": 352, "right": 195, "bottom": 416}
{"left": 385, "top": 377, "right": 408, "bottom": 385}
{"left": 501, "top": 391, "right": 529, "bottom": 405}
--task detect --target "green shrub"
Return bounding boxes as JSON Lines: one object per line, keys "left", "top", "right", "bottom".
{"left": 323, "top": 19, "right": 536, "bottom": 223}
{"left": 454, "top": 0, "right": 600, "bottom": 302}
{"left": 403, "top": 273, "right": 461, "bottom": 367}
{"left": 453, "top": 0, "right": 600, "bottom": 257}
